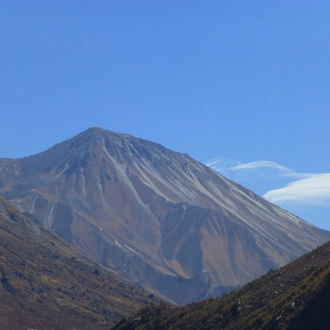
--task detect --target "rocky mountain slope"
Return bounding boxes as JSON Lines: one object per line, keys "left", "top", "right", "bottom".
{"left": 0, "top": 196, "right": 156, "bottom": 330}
{"left": 0, "top": 127, "right": 329, "bottom": 304}
{"left": 112, "top": 240, "right": 330, "bottom": 330}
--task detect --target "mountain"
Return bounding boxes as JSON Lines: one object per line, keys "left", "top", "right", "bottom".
{"left": 0, "top": 127, "right": 329, "bottom": 304}
{"left": 0, "top": 195, "right": 156, "bottom": 330}
{"left": 112, "top": 239, "right": 330, "bottom": 330}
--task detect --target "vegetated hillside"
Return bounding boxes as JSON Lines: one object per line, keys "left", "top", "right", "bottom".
{"left": 112, "top": 239, "right": 330, "bottom": 330}
{"left": 1, "top": 127, "right": 330, "bottom": 304}
{"left": 0, "top": 196, "right": 156, "bottom": 330}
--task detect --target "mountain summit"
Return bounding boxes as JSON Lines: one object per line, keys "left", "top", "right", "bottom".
{"left": 0, "top": 127, "right": 329, "bottom": 304}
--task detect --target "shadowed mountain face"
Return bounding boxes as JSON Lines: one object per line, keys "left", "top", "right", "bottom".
{"left": 0, "top": 127, "right": 329, "bottom": 304}
{"left": 0, "top": 195, "right": 156, "bottom": 330}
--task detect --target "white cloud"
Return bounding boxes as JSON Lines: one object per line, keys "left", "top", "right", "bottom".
{"left": 264, "top": 173, "right": 330, "bottom": 206}
{"left": 206, "top": 157, "right": 330, "bottom": 207}
{"left": 230, "top": 160, "right": 291, "bottom": 173}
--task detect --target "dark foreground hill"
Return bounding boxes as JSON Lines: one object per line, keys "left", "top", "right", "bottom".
{"left": 0, "top": 196, "right": 156, "bottom": 330}
{"left": 112, "top": 239, "right": 330, "bottom": 330}
{"left": 1, "top": 127, "right": 330, "bottom": 304}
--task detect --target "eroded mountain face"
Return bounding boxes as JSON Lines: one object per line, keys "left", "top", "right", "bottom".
{"left": 1, "top": 127, "right": 329, "bottom": 304}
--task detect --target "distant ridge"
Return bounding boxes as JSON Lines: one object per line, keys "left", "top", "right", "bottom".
{"left": 0, "top": 127, "right": 329, "bottom": 304}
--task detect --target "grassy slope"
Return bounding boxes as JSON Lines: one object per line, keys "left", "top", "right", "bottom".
{"left": 113, "top": 240, "right": 330, "bottom": 330}
{"left": 0, "top": 196, "right": 156, "bottom": 330}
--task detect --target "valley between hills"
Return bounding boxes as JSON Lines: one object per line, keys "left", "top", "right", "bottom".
{"left": 0, "top": 127, "right": 329, "bottom": 329}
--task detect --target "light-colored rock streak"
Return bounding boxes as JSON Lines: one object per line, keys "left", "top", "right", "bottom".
{"left": 124, "top": 244, "right": 142, "bottom": 257}
{"left": 45, "top": 202, "right": 57, "bottom": 230}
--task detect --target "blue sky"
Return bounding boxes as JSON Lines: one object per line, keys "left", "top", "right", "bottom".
{"left": 1, "top": 1, "right": 329, "bottom": 229}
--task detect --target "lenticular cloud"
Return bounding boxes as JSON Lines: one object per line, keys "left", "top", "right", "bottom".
{"left": 263, "top": 173, "right": 330, "bottom": 206}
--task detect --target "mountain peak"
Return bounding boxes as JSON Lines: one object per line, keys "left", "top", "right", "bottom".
{"left": 78, "top": 126, "right": 107, "bottom": 139}
{"left": 85, "top": 126, "right": 105, "bottom": 134}
{"left": 1, "top": 129, "right": 330, "bottom": 304}
{"left": 79, "top": 127, "right": 133, "bottom": 140}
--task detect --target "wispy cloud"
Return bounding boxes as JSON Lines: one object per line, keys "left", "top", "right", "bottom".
{"left": 206, "top": 158, "right": 294, "bottom": 181}
{"left": 206, "top": 157, "right": 330, "bottom": 207}
{"left": 230, "top": 160, "right": 291, "bottom": 173}
{"left": 205, "top": 157, "right": 241, "bottom": 177}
